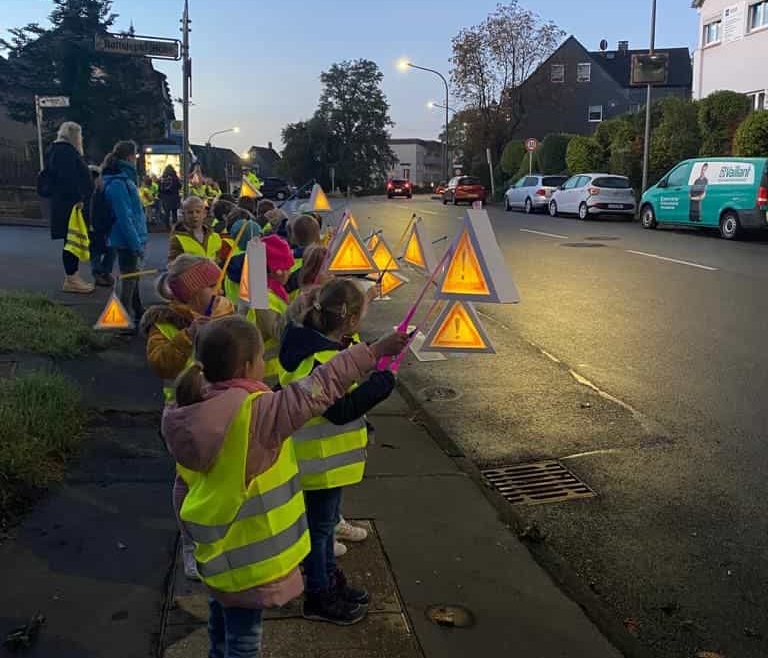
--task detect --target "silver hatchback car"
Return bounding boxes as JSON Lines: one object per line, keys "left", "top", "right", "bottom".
{"left": 504, "top": 174, "right": 568, "bottom": 214}
{"left": 549, "top": 174, "right": 636, "bottom": 220}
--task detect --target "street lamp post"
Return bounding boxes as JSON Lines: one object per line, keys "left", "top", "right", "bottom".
{"left": 641, "top": 0, "right": 658, "bottom": 194}
{"left": 399, "top": 60, "right": 450, "bottom": 182}
{"left": 204, "top": 126, "right": 239, "bottom": 180}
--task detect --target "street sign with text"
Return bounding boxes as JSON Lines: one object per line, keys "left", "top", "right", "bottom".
{"left": 38, "top": 96, "right": 70, "bottom": 108}
{"left": 94, "top": 33, "right": 181, "bottom": 60}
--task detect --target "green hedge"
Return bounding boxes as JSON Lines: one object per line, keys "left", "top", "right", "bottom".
{"left": 538, "top": 134, "right": 574, "bottom": 174}
{"left": 500, "top": 140, "right": 525, "bottom": 175}
{"left": 699, "top": 91, "right": 752, "bottom": 156}
{"left": 734, "top": 111, "right": 768, "bottom": 157}
{"left": 566, "top": 136, "right": 604, "bottom": 173}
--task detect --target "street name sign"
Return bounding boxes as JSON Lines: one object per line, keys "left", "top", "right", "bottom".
{"left": 94, "top": 33, "right": 181, "bottom": 60}
{"left": 38, "top": 96, "right": 70, "bottom": 108}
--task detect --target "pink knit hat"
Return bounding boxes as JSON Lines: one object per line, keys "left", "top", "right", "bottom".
{"left": 168, "top": 259, "right": 221, "bottom": 302}
{"left": 262, "top": 234, "right": 294, "bottom": 272}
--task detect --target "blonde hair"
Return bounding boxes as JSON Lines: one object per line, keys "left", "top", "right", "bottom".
{"left": 56, "top": 121, "right": 83, "bottom": 155}
{"left": 155, "top": 254, "right": 211, "bottom": 300}
{"left": 175, "top": 316, "right": 264, "bottom": 406}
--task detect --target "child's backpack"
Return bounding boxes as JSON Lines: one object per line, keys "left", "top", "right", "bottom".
{"left": 89, "top": 179, "right": 123, "bottom": 234}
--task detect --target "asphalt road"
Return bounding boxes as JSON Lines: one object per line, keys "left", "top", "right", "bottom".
{"left": 343, "top": 195, "right": 768, "bottom": 658}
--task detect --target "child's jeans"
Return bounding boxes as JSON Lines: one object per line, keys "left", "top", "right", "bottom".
{"left": 303, "top": 487, "right": 343, "bottom": 592}
{"left": 208, "top": 598, "right": 263, "bottom": 658}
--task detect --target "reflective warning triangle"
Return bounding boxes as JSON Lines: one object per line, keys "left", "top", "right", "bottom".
{"left": 94, "top": 293, "right": 133, "bottom": 330}
{"left": 420, "top": 300, "right": 495, "bottom": 354}
{"left": 435, "top": 209, "right": 520, "bottom": 303}
{"left": 308, "top": 184, "right": 332, "bottom": 212}
{"left": 338, "top": 210, "right": 359, "bottom": 232}
{"left": 370, "top": 237, "right": 399, "bottom": 272}
{"left": 367, "top": 232, "right": 380, "bottom": 252}
{"left": 401, "top": 218, "right": 437, "bottom": 274}
{"left": 379, "top": 270, "right": 408, "bottom": 296}
{"left": 240, "top": 177, "right": 262, "bottom": 199}
{"left": 239, "top": 254, "right": 250, "bottom": 302}
{"left": 327, "top": 225, "right": 379, "bottom": 275}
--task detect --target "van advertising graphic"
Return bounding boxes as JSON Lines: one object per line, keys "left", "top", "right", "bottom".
{"left": 687, "top": 162, "right": 755, "bottom": 187}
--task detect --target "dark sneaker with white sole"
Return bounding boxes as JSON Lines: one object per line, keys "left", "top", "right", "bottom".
{"left": 303, "top": 589, "right": 367, "bottom": 625}
{"left": 333, "top": 568, "right": 370, "bottom": 606}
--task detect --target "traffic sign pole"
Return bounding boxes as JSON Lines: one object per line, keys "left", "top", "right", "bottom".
{"left": 181, "top": 0, "right": 190, "bottom": 198}
{"left": 524, "top": 138, "right": 538, "bottom": 177}
{"left": 35, "top": 96, "right": 44, "bottom": 171}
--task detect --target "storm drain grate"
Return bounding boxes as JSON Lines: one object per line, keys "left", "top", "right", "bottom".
{"left": 481, "top": 460, "right": 596, "bottom": 505}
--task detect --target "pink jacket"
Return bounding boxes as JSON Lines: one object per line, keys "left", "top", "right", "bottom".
{"left": 161, "top": 342, "right": 377, "bottom": 608}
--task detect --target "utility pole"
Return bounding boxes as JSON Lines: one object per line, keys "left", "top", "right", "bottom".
{"left": 641, "top": 0, "right": 657, "bottom": 194}
{"left": 180, "top": 0, "right": 191, "bottom": 198}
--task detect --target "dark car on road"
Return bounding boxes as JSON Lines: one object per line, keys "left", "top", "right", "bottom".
{"left": 259, "top": 177, "right": 293, "bottom": 201}
{"left": 387, "top": 179, "right": 412, "bottom": 199}
{"left": 443, "top": 176, "right": 486, "bottom": 206}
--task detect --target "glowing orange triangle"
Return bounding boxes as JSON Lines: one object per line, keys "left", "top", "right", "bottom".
{"left": 439, "top": 230, "right": 490, "bottom": 297}
{"left": 379, "top": 270, "right": 407, "bottom": 296}
{"left": 367, "top": 232, "right": 380, "bottom": 251}
{"left": 401, "top": 219, "right": 436, "bottom": 273}
{"left": 309, "top": 184, "right": 332, "bottom": 212}
{"left": 371, "top": 238, "right": 398, "bottom": 272}
{"left": 421, "top": 301, "right": 494, "bottom": 353}
{"left": 339, "top": 212, "right": 359, "bottom": 232}
{"left": 327, "top": 227, "right": 378, "bottom": 275}
{"left": 240, "top": 178, "right": 261, "bottom": 199}
{"left": 404, "top": 230, "right": 425, "bottom": 268}
{"left": 239, "top": 255, "right": 250, "bottom": 302}
{"left": 94, "top": 293, "right": 133, "bottom": 330}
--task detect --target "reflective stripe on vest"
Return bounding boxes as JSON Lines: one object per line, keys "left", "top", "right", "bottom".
{"left": 279, "top": 349, "right": 367, "bottom": 490}
{"left": 175, "top": 232, "right": 223, "bottom": 259}
{"left": 290, "top": 257, "right": 303, "bottom": 274}
{"left": 154, "top": 321, "right": 190, "bottom": 402}
{"left": 179, "top": 392, "right": 310, "bottom": 591}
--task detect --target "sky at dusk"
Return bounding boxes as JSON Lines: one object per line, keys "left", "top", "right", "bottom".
{"left": 3, "top": 0, "right": 699, "bottom": 153}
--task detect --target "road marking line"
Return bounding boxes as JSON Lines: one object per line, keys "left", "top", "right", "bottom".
{"left": 560, "top": 448, "right": 625, "bottom": 460}
{"left": 415, "top": 208, "right": 440, "bottom": 216}
{"left": 520, "top": 228, "right": 569, "bottom": 240}
{"left": 626, "top": 249, "right": 718, "bottom": 271}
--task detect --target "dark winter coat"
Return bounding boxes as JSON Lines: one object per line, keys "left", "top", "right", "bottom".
{"left": 45, "top": 141, "right": 93, "bottom": 240}
{"left": 279, "top": 322, "right": 395, "bottom": 425}
{"left": 158, "top": 172, "right": 182, "bottom": 210}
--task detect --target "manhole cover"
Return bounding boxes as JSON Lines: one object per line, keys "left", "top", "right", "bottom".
{"left": 561, "top": 242, "right": 605, "bottom": 248}
{"left": 481, "top": 460, "right": 596, "bottom": 505}
{"left": 420, "top": 385, "right": 460, "bottom": 402}
{"left": 426, "top": 604, "right": 475, "bottom": 628}
{"left": 584, "top": 236, "right": 620, "bottom": 241}
{"left": 0, "top": 361, "right": 18, "bottom": 378}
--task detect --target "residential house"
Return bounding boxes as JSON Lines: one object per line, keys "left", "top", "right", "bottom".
{"left": 387, "top": 138, "right": 443, "bottom": 186}
{"left": 692, "top": 0, "right": 768, "bottom": 108}
{"left": 511, "top": 36, "right": 692, "bottom": 139}
{"left": 246, "top": 142, "right": 281, "bottom": 178}
{"left": 191, "top": 144, "right": 243, "bottom": 191}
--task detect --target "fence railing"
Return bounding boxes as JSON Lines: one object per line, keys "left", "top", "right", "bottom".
{"left": 0, "top": 153, "right": 37, "bottom": 187}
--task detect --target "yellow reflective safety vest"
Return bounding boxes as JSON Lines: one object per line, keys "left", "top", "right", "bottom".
{"left": 279, "top": 349, "right": 367, "bottom": 490}
{"left": 223, "top": 246, "right": 244, "bottom": 305}
{"left": 154, "top": 322, "right": 192, "bottom": 403}
{"left": 290, "top": 257, "right": 303, "bottom": 274}
{"left": 175, "top": 232, "right": 223, "bottom": 260}
{"left": 178, "top": 392, "right": 310, "bottom": 592}
{"left": 245, "top": 291, "right": 287, "bottom": 386}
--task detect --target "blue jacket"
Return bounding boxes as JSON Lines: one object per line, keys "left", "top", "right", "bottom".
{"left": 103, "top": 160, "right": 147, "bottom": 253}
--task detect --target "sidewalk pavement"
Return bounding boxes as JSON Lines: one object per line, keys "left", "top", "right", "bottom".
{"left": 0, "top": 229, "right": 623, "bottom": 657}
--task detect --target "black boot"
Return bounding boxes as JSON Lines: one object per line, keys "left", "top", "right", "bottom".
{"left": 333, "top": 568, "right": 370, "bottom": 606}
{"left": 303, "top": 589, "right": 366, "bottom": 625}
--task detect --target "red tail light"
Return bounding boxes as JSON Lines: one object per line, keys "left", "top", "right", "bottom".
{"left": 387, "top": 182, "right": 393, "bottom": 189}
{"left": 758, "top": 185, "right": 768, "bottom": 206}
{"left": 588, "top": 187, "right": 600, "bottom": 196}
{"left": 405, "top": 182, "right": 411, "bottom": 188}
{"left": 535, "top": 188, "right": 546, "bottom": 196}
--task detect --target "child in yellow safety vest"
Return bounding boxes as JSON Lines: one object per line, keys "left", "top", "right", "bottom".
{"left": 285, "top": 214, "right": 321, "bottom": 300}
{"left": 168, "top": 196, "right": 224, "bottom": 264}
{"left": 161, "top": 316, "right": 407, "bottom": 658}
{"left": 139, "top": 255, "right": 235, "bottom": 580}
{"left": 139, "top": 176, "right": 156, "bottom": 223}
{"left": 278, "top": 278, "right": 399, "bottom": 625}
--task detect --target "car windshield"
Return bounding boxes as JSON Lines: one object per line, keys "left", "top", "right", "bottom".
{"left": 593, "top": 176, "right": 630, "bottom": 189}
{"left": 391, "top": 180, "right": 407, "bottom": 185}
{"left": 543, "top": 176, "right": 568, "bottom": 187}
{"left": 459, "top": 177, "right": 481, "bottom": 186}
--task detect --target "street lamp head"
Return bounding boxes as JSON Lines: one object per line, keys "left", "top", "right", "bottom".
{"left": 240, "top": 151, "right": 250, "bottom": 160}
{"left": 233, "top": 126, "right": 240, "bottom": 134}
{"left": 397, "top": 58, "right": 411, "bottom": 72}
{"left": 427, "top": 101, "right": 435, "bottom": 109}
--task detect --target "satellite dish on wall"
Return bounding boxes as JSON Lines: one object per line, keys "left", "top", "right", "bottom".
{"left": 599, "top": 39, "right": 609, "bottom": 51}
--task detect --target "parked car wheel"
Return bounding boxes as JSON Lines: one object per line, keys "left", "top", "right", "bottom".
{"left": 578, "top": 202, "right": 589, "bottom": 220}
{"left": 719, "top": 211, "right": 740, "bottom": 240}
{"left": 442, "top": 197, "right": 448, "bottom": 205}
{"left": 640, "top": 205, "right": 657, "bottom": 229}
{"left": 549, "top": 200, "right": 558, "bottom": 217}
{"left": 504, "top": 196, "right": 512, "bottom": 212}
{"left": 524, "top": 197, "right": 533, "bottom": 214}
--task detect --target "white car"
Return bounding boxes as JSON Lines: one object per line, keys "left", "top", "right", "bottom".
{"left": 548, "top": 174, "right": 636, "bottom": 220}
{"left": 504, "top": 174, "right": 568, "bottom": 213}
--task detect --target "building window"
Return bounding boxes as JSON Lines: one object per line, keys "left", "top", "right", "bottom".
{"left": 629, "top": 104, "right": 642, "bottom": 114}
{"left": 588, "top": 105, "right": 603, "bottom": 122}
{"left": 749, "top": 1, "right": 768, "bottom": 30}
{"left": 576, "top": 63, "right": 592, "bottom": 83}
{"left": 551, "top": 64, "right": 565, "bottom": 83}
{"left": 703, "top": 19, "right": 722, "bottom": 45}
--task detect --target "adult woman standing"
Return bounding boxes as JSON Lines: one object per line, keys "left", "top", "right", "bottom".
{"left": 45, "top": 121, "right": 95, "bottom": 293}
{"left": 101, "top": 140, "right": 147, "bottom": 326}
{"left": 158, "top": 165, "right": 181, "bottom": 230}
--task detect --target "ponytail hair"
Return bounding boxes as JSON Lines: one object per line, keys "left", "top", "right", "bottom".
{"left": 174, "top": 316, "right": 264, "bottom": 407}
{"left": 101, "top": 139, "right": 138, "bottom": 171}
{"left": 298, "top": 245, "right": 327, "bottom": 289}
{"left": 300, "top": 278, "right": 365, "bottom": 335}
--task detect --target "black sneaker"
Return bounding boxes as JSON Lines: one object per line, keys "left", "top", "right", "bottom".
{"left": 333, "top": 568, "right": 370, "bottom": 606}
{"left": 303, "top": 589, "right": 367, "bottom": 626}
{"left": 94, "top": 273, "right": 114, "bottom": 287}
